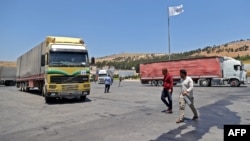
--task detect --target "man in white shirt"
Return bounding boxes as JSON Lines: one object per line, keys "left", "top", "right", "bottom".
{"left": 176, "top": 69, "right": 198, "bottom": 123}
{"left": 104, "top": 75, "right": 112, "bottom": 93}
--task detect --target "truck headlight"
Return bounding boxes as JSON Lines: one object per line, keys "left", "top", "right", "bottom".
{"left": 83, "top": 84, "right": 90, "bottom": 88}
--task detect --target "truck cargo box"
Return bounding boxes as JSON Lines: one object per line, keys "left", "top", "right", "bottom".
{"left": 0, "top": 66, "right": 16, "bottom": 86}
{"left": 140, "top": 56, "right": 222, "bottom": 80}
{"left": 16, "top": 42, "right": 46, "bottom": 81}
{"left": 0, "top": 66, "right": 16, "bottom": 80}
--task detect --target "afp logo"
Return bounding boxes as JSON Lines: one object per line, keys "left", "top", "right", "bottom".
{"left": 224, "top": 125, "right": 250, "bottom": 141}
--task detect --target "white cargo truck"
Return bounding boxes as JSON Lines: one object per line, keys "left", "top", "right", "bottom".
{"left": 0, "top": 66, "right": 16, "bottom": 86}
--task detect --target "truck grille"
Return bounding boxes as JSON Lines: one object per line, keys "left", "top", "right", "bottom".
{"left": 50, "top": 75, "right": 89, "bottom": 84}
{"left": 62, "top": 85, "right": 78, "bottom": 91}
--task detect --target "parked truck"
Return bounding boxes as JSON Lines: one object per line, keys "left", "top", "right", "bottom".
{"left": 0, "top": 66, "right": 16, "bottom": 86}
{"left": 97, "top": 67, "right": 114, "bottom": 84}
{"left": 140, "top": 56, "right": 247, "bottom": 87}
{"left": 16, "top": 36, "right": 94, "bottom": 103}
{"left": 97, "top": 70, "right": 108, "bottom": 84}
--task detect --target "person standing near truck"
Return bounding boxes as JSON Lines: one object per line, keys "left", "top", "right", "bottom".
{"left": 161, "top": 68, "right": 173, "bottom": 114}
{"left": 104, "top": 75, "right": 112, "bottom": 93}
{"left": 176, "top": 69, "right": 199, "bottom": 123}
{"left": 118, "top": 76, "right": 122, "bottom": 87}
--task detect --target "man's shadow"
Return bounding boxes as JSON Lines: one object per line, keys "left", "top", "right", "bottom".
{"left": 151, "top": 96, "right": 241, "bottom": 141}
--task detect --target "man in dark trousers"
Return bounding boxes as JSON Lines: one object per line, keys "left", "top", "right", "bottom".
{"left": 161, "top": 68, "right": 173, "bottom": 114}
{"left": 104, "top": 75, "right": 112, "bottom": 93}
{"left": 118, "top": 76, "right": 122, "bottom": 87}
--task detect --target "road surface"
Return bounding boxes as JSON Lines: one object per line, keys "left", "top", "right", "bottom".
{"left": 0, "top": 81, "right": 250, "bottom": 141}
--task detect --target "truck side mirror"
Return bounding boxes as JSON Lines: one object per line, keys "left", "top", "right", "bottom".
{"left": 41, "top": 55, "right": 45, "bottom": 66}
{"left": 91, "top": 57, "right": 95, "bottom": 65}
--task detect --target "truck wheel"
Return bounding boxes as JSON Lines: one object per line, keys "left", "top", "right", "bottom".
{"left": 208, "top": 79, "right": 212, "bottom": 87}
{"left": 10, "top": 81, "right": 15, "bottom": 86}
{"left": 158, "top": 80, "right": 163, "bottom": 86}
{"left": 230, "top": 79, "right": 240, "bottom": 87}
{"left": 24, "top": 84, "right": 30, "bottom": 92}
{"left": 45, "top": 97, "right": 51, "bottom": 104}
{"left": 151, "top": 80, "right": 158, "bottom": 86}
{"left": 200, "top": 79, "right": 209, "bottom": 87}
{"left": 80, "top": 96, "right": 86, "bottom": 101}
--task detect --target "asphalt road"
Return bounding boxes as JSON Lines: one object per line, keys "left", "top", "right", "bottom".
{"left": 0, "top": 80, "right": 250, "bottom": 141}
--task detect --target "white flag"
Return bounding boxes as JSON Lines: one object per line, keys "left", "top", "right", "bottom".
{"left": 169, "top": 5, "right": 184, "bottom": 16}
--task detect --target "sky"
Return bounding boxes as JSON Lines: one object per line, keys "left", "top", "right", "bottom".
{"left": 0, "top": 0, "right": 250, "bottom": 61}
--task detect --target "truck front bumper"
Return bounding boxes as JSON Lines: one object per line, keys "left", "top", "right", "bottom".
{"left": 45, "top": 83, "right": 90, "bottom": 98}
{"left": 46, "top": 90, "right": 90, "bottom": 98}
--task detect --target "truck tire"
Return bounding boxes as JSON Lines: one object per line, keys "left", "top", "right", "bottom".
{"left": 200, "top": 79, "right": 209, "bottom": 87}
{"left": 80, "top": 96, "right": 86, "bottom": 102}
{"left": 230, "top": 79, "right": 240, "bottom": 87}
{"left": 45, "top": 97, "right": 52, "bottom": 104}
{"left": 208, "top": 79, "right": 212, "bottom": 87}
{"left": 24, "top": 83, "right": 30, "bottom": 92}
{"left": 4, "top": 82, "right": 10, "bottom": 86}
{"left": 151, "top": 80, "right": 158, "bottom": 86}
{"left": 158, "top": 80, "right": 163, "bottom": 86}
{"left": 42, "top": 85, "right": 46, "bottom": 97}
{"left": 10, "top": 81, "right": 15, "bottom": 86}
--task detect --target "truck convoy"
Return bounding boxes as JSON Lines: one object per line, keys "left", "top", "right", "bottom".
{"left": 140, "top": 56, "right": 247, "bottom": 87}
{"left": 0, "top": 66, "right": 16, "bottom": 86}
{"left": 16, "top": 36, "right": 94, "bottom": 103}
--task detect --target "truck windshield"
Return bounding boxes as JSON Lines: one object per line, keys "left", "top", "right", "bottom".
{"left": 49, "top": 52, "right": 89, "bottom": 67}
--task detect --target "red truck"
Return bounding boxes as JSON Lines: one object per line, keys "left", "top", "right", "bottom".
{"left": 140, "top": 56, "right": 247, "bottom": 87}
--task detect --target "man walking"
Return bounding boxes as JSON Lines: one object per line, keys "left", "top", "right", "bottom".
{"left": 161, "top": 68, "right": 173, "bottom": 114}
{"left": 118, "top": 76, "right": 122, "bottom": 87}
{"left": 176, "top": 69, "right": 199, "bottom": 123}
{"left": 104, "top": 75, "right": 112, "bottom": 93}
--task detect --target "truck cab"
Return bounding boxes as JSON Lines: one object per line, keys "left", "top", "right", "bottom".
{"left": 97, "top": 70, "right": 107, "bottom": 84}
{"left": 222, "top": 57, "right": 247, "bottom": 86}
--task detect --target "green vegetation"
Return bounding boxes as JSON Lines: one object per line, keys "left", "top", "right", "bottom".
{"left": 234, "top": 54, "right": 250, "bottom": 61}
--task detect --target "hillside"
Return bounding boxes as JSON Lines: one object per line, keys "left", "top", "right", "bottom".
{"left": 96, "top": 53, "right": 165, "bottom": 62}
{"left": 191, "top": 40, "right": 250, "bottom": 58}
{"left": 96, "top": 39, "right": 250, "bottom": 63}
{"left": 0, "top": 61, "right": 16, "bottom": 67}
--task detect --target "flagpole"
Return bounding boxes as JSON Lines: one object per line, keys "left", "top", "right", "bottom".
{"left": 167, "top": 4, "right": 183, "bottom": 61}
{"left": 168, "top": 10, "right": 171, "bottom": 60}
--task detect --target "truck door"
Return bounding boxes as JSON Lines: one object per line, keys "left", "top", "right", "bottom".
{"left": 233, "top": 65, "right": 241, "bottom": 79}
{"left": 223, "top": 60, "right": 241, "bottom": 80}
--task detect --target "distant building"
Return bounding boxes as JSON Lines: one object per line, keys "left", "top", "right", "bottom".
{"left": 115, "top": 70, "right": 136, "bottom": 77}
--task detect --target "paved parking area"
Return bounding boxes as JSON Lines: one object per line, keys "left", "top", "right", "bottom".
{"left": 0, "top": 80, "right": 250, "bottom": 141}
